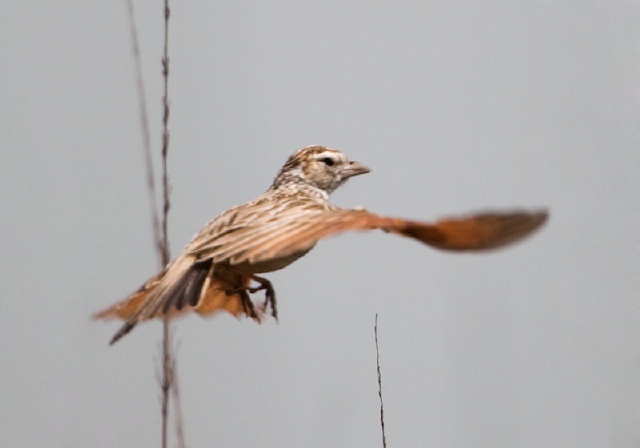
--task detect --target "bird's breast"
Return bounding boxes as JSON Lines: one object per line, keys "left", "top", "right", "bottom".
{"left": 232, "top": 246, "right": 315, "bottom": 274}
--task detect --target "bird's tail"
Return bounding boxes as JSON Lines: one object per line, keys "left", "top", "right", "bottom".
{"left": 93, "top": 256, "right": 259, "bottom": 345}
{"left": 92, "top": 270, "right": 168, "bottom": 321}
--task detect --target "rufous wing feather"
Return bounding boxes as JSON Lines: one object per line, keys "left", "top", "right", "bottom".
{"left": 385, "top": 209, "right": 549, "bottom": 251}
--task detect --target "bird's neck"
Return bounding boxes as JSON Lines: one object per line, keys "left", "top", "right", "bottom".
{"left": 268, "top": 178, "right": 330, "bottom": 202}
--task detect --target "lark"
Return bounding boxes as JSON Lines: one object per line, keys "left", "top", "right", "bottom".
{"left": 95, "top": 146, "right": 547, "bottom": 344}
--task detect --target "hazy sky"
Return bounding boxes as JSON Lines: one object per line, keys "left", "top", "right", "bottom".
{"left": 2, "top": 2, "right": 639, "bottom": 447}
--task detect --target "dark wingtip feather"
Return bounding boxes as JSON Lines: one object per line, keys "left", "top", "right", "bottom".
{"left": 158, "top": 259, "right": 212, "bottom": 314}
{"left": 186, "top": 260, "right": 212, "bottom": 307}
{"left": 109, "top": 321, "right": 136, "bottom": 345}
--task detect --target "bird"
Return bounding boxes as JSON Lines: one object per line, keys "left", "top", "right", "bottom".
{"left": 94, "top": 145, "right": 548, "bottom": 345}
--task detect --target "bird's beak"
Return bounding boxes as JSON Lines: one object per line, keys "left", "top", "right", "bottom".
{"left": 341, "top": 161, "right": 370, "bottom": 179}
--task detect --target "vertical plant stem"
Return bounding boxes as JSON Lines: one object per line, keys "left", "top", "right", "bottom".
{"left": 160, "top": 322, "right": 172, "bottom": 448}
{"left": 125, "top": 0, "right": 184, "bottom": 446}
{"left": 159, "top": 2, "right": 188, "bottom": 448}
{"left": 160, "top": 1, "right": 172, "bottom": 447}
{"left": 172, "top": 347, "right": 187, "bottom": 448}
{"left": 375, "top": 314, "right": 388, "bottom": 448}
{"left": 161, "top": 0, "right": 171, "bottom": 259}
{"left": 125, "top": 0, "right": 162, "bottom": 260}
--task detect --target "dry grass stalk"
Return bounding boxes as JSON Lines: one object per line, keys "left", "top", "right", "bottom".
{"left": 375, "top": 314, "right": 388, "bottom": 448}
{"left": 124, "top": 0, "right": 185, "bottom": 446}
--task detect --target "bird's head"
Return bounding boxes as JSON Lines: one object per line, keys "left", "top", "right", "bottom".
{"left": 271, "top": 146, "right": 370, "bottom": 193}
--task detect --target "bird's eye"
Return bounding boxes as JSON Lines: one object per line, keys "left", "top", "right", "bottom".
{"left": 320, "top": 157, "right": 335, "bottom": 166}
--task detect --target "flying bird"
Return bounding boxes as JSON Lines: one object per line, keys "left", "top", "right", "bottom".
{"left": 95, "top": 146, "right": 547, "bottom": 344}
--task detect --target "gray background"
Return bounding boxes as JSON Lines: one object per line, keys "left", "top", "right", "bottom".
{"left": 2, "top": 1, "right": 639, "bottom": 447}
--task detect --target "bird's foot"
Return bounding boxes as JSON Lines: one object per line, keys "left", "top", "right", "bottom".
{"left": 224, "top": 275, "right": 278, "bottom": 321}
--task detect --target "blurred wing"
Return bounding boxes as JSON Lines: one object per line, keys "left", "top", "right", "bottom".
{"left": 203, "top": 208, "right": 548, "bottom": 267}
{"left": 392, "top": 209, "right": 549, "bottom": 251}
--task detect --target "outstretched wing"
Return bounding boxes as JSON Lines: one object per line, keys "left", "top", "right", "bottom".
{"left": 203, "top": 208, "right": 549, "bottom": 268}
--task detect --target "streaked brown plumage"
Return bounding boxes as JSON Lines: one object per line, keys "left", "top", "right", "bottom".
{"left": 95, "top": 146, "right": 548, "bottom": 344}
